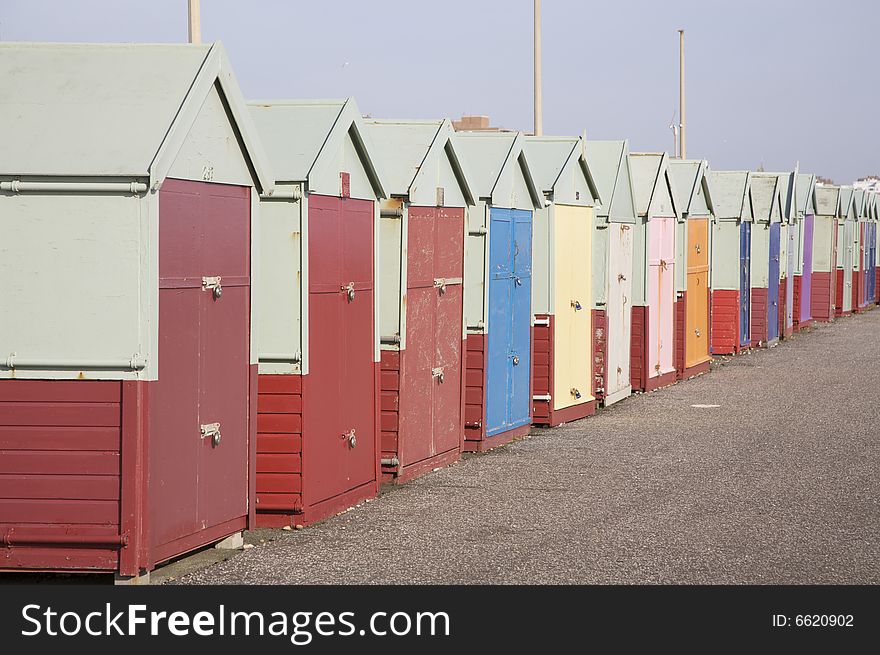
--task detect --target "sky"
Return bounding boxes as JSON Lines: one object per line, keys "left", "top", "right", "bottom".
{"left": 3, "top": 0, "right": 877, "bottom": 183}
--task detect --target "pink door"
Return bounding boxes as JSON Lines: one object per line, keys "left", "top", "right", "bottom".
{"left": 305, "top": 195, "right": 376, "bottom": 506}
{"left": 648, "top": 216, "right": 676, "bottom": 378}
{"left": 153, "top": 179, "right": 251, "bottom": 551}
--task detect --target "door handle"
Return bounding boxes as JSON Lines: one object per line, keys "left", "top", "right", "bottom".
{"left": 432, "top": 367, "right": 445, "bottom": 383}
{"left": 618, "top": 273, "right": 627, "bottom": 282}
{"left": 514, "top": 276, "right": 523, "bottom": 286}
{"left": 571, "top": 300, "right": 583, "bottom": 311}
{"left": 200, "top": 422, "right": 221, "bottom": 447}
{"left": 695, "top": 244, "right": 702, "bottom": 254}
{"left": 695, "top": 328, "right": 701, "bottom": 337}
{"left": 341, "top": 282, "right": 356, "bottom": 302}
{"left": 512, "top": 355, "right": 520, "bottom": 366}
{"left": 570, "top": 387, "right": 582, "bottom": 399}
{"left": 342, "top": 429, "right": 357, "bottom": 449}
{"left": 202, "top": 276, "right": 222, "bottom": 300}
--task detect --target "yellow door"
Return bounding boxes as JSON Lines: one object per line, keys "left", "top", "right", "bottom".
{"left": 686, "top": 218, "right": 711, "bottom": 368}
{"left": 553, "top": 204, "right": 592, "bottom": 410}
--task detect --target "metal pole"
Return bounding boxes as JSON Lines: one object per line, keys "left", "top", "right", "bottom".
{"left": 188, "top": 0, "right": 201, "bottom": 44}
{"left": 534, "top": 0, "right": 543, "bottom": 136}
{"left": 678, "top": 29, "right": 686, "bottom": 159}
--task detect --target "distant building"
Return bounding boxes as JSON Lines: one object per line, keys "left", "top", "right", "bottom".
{"left": 853, "top": 176, "right": 880, "bottom": 192}
{"left": 816, "top": 175, "right": 835, "bottom": 186}
{"left": 452, "top": 115, "right": 514, "bottom": 132}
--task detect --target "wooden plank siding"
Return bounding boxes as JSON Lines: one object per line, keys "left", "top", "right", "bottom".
{"left": 531, "top": 317, "right": 552, "bottom": 424}
{"left": 0, "top": 380, "right": 122, "bottom": 571}
{"left": 710, "top": 289, "right": 739, "bottom": 355}
{"left": 463, "top": 334, "right": 486, "bottom": 443}
{"left": 255, "top": 375, "right": 303, "bottom": 518}
{"left": 379, "top": 350, "right": 400, "bottom": 481}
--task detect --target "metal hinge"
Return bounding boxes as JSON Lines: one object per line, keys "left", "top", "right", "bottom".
{"left": 200, "top": 422, "right": 221, "bottom": 447}
{"left": 202, "top": 276, "right": 222, "bottom": 300}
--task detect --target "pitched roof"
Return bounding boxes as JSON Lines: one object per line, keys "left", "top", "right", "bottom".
{"left": 795, "top": 173, "right": 817, "bottom": 216}
{"left": 584, "top": 139, "right": 637, "bottom": 222}
{"left": 454, "top": 131, "right": 542, "bottom": 207}
{"left": 707, "top": 171, "right": 752, "bottom": 220}
{"left": 523, "top": 135, "right": 600, "bottom": 205}
{"left": 749, "top": 172, "right": 783, "bottom": 221}
{"left": 629, "top": 152, "right": 679, "bottom": 219}
{"left": 248, "top": 97, "right": 384, "bottom": 197}
{"left": 0, "top": 41, "right": 273, "bottom": 192}
{"left": 364, "top": 118, "right": 474, "bottom": 205}
{"left": 815, "top": 185, "right": 841, "bottom": 217}
{"left": 668, "top": 159, "right": 714, "bottom": 217}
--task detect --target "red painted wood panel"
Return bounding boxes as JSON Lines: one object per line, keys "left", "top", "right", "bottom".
{"left": 0, "top": 403, "right": 120, "bottom": 427}
{"left": 464, "top": 334, "right": 486, "bottom": 440}
{"left": 852, "top": 270, "right": 862, "bottom": 313}
{"left": 591, "top": 309, "right": 606, "bottom": 400}
{"left": 256, "top": 374, "right": 302, "bottom": 519}
{"left": 674, "top": 296, "right": 686, "bottom": 379}
{"left": 0, "top": 498, "right": 118, "bottom": 525}
{"left": 380, "top": 350, "right": 400, "bottom": 467}
{"left": 0, "top": 426, "right": 119, "bottom": 451}
{"left": 0, "top": 474, "right": 119, "bottom": 500}
{"left": 793, "top": 275, "right": 802, "bottom": 326}
{"left": 0, "top": 381, "right": 120, "bottom": 403}
{"left": 750, "top": 288, "right": 768, "bottom": 346}
{"left": 811, "top": 272, "right": 834, "bottom": 322}
{"left": 630, "top": 306, "right": 646, "bottom": 392}
{"left": 779, "top": 281, "right": 787, "bottom": 338}
{"left": 531, "top": 318, "right": 552, "bottom": 423}
{"left": 710, "top": 290, "right": 739, "bottom": 354}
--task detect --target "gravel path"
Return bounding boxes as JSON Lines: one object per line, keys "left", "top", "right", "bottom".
{"left": 176, "top": 310, "right": 880, "bottom": 584}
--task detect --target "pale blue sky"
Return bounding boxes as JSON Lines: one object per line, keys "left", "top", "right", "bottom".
{"left": 3, "top": 0, "right": 877, "bottom": 183}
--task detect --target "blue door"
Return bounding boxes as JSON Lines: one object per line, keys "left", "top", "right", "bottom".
{"left": 740, "top": 221, "right": 751, "bottom": 347}
{"left": 767, "top": 222, "right": 780, "bottom": 342}
{"left": 509, "top": 210, "right": 533, "bottom": 429}
{"left": 485, "top": 208, "right": 533, "bottom": 437}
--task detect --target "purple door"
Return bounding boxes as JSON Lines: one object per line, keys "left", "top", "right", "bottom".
{"left": 801, "top": 215, "right": 814, "bottom": 322}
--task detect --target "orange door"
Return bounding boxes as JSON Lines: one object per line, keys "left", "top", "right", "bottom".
{"left": 686, "top": 218, "right": 711, "bottom": 368}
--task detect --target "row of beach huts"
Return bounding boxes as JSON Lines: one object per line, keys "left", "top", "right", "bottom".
{"left": 0, "top": 42, "right": 876, "bottom": 582}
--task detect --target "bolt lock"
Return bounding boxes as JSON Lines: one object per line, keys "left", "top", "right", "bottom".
{"left": 202, "top": 276, "right": 222, "bottom": 300}
{"left": 342, "top": 429, "right": 357, "bottom": 449}
{"left": 200, "top": 422, "right": 222, "bottom": 447}
{"left": 341, "top": 282, "right": 356, "bottom": 302}
{"left": 570, "top": 387, "right": 582, "bottom": 399}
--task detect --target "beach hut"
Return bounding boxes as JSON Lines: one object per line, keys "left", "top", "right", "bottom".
{"left": 793, "top": 173, "right": 817, "bottom": 330}
{"left": 669, "top": 160, "right": 714, "bottom": 379}
{"left": 748, "top": 173, "right": 784, "bottom": 347}
{"left": 629, "top": 153, "right": 680, "bottom": 391}
{"left": 836, "top": 187, "right": 857, "bottom": 316}
{"left": 585, "top": 140, "right": 637, "bottom": 407}
{"left": 867, "top": 192, "right": 880, "bottom": 304}
{"left": 776, "top": 172, "right": 797, "bottom": 339}
{"left": 249, "top": 98, "right": 386, "bottom": 526}
{"left": 364, "top": 119, "right": 473, "bottom": 483}
{"left": 525, "top": 136, "right": 601, "bottom": 426}
{"left": 853, "top": 189, "right": 870, "bottom": 312}
{"left": 0, "top": 42, "right": 274, "bottom": 581}
{"left": 812, "top": 185, "right": 841, "bottom": 321}
{"left": 457, "top": 132, "right": 542, "bottom": 451}
{"left": 707, "top": 171, "right": 754, "bottom": 354}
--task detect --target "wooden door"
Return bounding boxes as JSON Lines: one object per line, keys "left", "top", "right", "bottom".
{"left": 685, "top": 218, "right": 710, "bottom": 368}
{"left": 606, "top": 223, "right": 633, "bottom": 397}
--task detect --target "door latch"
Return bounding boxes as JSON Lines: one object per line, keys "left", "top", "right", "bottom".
{"left": 342, "top": 429, "right": 357, "bottom": 449}
{"left": 202, "top": 276, "right": 222, "bottom": 300}
{"left": 512, "top": 355, "right": 520, "bottom": 366}
{"left": 695, "top": 243, "right": 702, "bottom": 254}
{"left": 618, "top": 273, "right": 627, "bottom": 282}
{"left": 432, "top": 367, "right": 445, "bottom": 383}
{"left": 341, "top": 282, "right": 356, "bottom": 302}
{"left": 570, "top": 387, "right": 582, "bottom": 399}
{"left": 200, "top": 422, "right": 221, "bottom": 447}
{"left": 434, "top": 278, "right": 447, "bottom": 295}
{"left": 571, "top": 300, "right": 583, "bottom": 311}
{"left": 514, "top": 276, "right": 523, "bottom": 286}
{"left": 695, "top": 328, "right": 701, "bottom": 337}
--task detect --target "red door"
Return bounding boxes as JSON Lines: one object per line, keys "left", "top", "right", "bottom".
{"left": 153, "top": 179, "right": 251, "bottom": 551}
{"left": 305, "top": 195, "right": 376, "bottom": 506}
{"left": 400, "top": 207, "right": 464, "bottom": 467}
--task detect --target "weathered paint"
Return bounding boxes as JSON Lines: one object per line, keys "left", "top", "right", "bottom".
{"left": 485, "top": 208, "right": 532, "bottom": 437}
{"left": 767, "top": 222, "right": 781, "bottom": 343}
{"left": 605, "top": 223, "right": 634, "bottom": 404}
{"left": 740, "top": 222, "right": 752, "bottom": 347}
{"left": 647, "top": 215, "right": 676, "bottom": 378}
